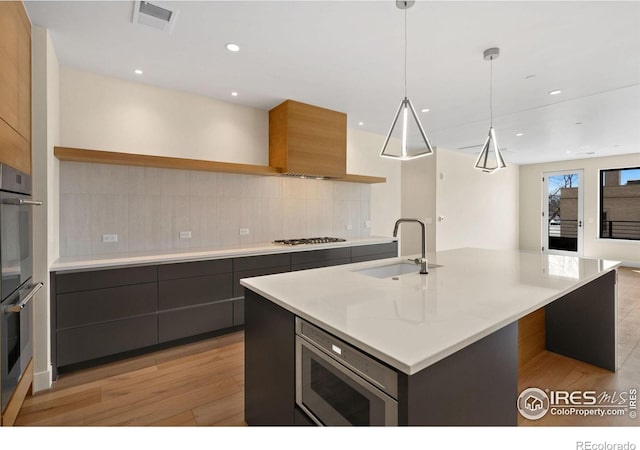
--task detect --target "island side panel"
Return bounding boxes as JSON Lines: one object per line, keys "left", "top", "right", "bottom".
{"left": 244, "top": 289, "right": 296, "bottom": 425}
{"left": 398, "top": 322, "right": 518, "bottom": 426}
{"left": 545, "top": 269, "right": 617, "bottom": 372}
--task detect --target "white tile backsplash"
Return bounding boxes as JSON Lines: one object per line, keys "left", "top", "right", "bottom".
{"left": 60, "top": 193, "right": 92, "bottom": 256}
{"left": 59, "top": 161, "right": 372, "bottom": 257}
{"left": 90, "top": 194, "right": 129, "bottom": 254}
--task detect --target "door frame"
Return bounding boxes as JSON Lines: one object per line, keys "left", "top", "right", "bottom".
{"left": 542, "top": 169, "right": 584, "bottom": 256}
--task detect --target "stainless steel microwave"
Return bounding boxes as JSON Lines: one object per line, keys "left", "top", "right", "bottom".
{"left": 295, "top": 318, "right": 398, "bottom": 426}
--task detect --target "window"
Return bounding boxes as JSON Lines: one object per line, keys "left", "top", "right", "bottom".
{"left": 599, "top": 167, "right": 640, "bottom": 240}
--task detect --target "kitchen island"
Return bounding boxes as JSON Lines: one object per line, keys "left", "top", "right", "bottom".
{"left": 241, "top": 247, "right": 620, "bottom": 426}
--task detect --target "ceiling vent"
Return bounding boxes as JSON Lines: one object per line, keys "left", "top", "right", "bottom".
{"left": 132, "top": 1, "right": 178, "bottom": 33}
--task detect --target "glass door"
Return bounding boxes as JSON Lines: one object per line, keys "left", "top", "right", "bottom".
{"left": 542, "top": 170, "right": 583, "bottom": 255}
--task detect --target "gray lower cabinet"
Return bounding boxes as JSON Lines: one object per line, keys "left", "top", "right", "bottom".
{"left": 291, "top": 247, "right": 351, "bottom": 271}
{"left": 159, "top": 300, "right": 234, "bottom": 343}
{"left": 350, "top": 242, "right": 398, "bottom": 263}
{"left": 51, "top": 241, "right": 397, "bottom": 374}
{"left": 232, "top": 253, "right": 292, "bottom": 325}
{"left": 157, "top": 260, "right": 234, "bottom": 341}
{"left": 57, "top": 315, "right": 158, "bottom": 367}
{"left": 54, "top": 267, "right": 160, "bottom": 372}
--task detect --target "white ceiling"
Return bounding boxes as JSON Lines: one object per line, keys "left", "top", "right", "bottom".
{"left": 24, "top": 0, "right": 640, "bottom": 165}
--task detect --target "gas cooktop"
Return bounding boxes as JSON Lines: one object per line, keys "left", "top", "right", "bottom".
{"left": 273, "top": 237, "right": 347, "bottom": 246}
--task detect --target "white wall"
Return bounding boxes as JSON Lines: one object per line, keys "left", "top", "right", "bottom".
{"left": 346, "top": 128, "right": 401, "bottom": 239}
{"left": 31, "top": 26, "right": 60, "bottom": 391}
{"left": 59, "top": 67, "right": 268, "bottom": 165}
{"left": 400, "top": 155, "right": 437, "bottom": 256}
{"left": 435, "top": 149, "right": 520, "bottom": 252}
{"left": 520, "top": 153, "right": 640, "bottom": 265}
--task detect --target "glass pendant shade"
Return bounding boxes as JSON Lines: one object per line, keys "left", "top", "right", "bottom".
{"left": 380, "top": 97, "right": 434, "bottom": 160}
{"left": 474, "top": 126, "right": 506, "bottom": 173}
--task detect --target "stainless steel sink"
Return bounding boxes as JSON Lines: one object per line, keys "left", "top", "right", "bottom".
{"left": 354, "top": 261, "right": 442, "bottom": 279}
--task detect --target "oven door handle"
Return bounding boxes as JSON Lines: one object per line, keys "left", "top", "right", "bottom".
{"left": 3, "top": 283, "right": 43, "bottom": 313}
{"left": 2, "top": 198, "right": 43, "bottom": 206}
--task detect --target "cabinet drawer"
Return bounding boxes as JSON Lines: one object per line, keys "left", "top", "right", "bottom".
{"left": 234, "top": 265, "right": 291, "bottom": 297}
{"left": 291, "top": 258, "right": 351, "bottom": 272}
{"left": 290, "top": 248, "right": 351, "bottom": 266}
{"left": 56, "top": 315, "right": 158, "bottom": 367}
{"left": 351, "top": 253, "right": 397, "bottom": 264}
{"left": 350, "top": 242, "right": 397, "bottom": 259}
{"left": 158, "top": 259, "right": 232, "bottom": 281}
{"left": 55, "top": 266, "right": 158, "bottom": 294}
{"left": 159, "top": 273, "right": 232, "bottom": 310}
{"left": 158, "top": 300, "right": 233, "bottom": 343}
{"left": 234, "top": 253, "right": 290, "bottom": 272}
{"left": 233, "top": 298, "right": 244, "bottom": 326}
{"left": 57, "top": 283, "right": 158, "bottom": 329}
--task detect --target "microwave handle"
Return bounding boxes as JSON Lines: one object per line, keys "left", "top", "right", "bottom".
{"left": 3, "top": 283, "right": 43, "bottom": 313}
{"left": 2, "top": 198, "right": 43, "bottom": 206}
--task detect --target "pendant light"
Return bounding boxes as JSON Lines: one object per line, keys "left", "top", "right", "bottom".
{"left": 475, "top": 47, "right": 506, "bottom": 173}
{"left": 380, "top": 0, "right": 434, "bottom": 161}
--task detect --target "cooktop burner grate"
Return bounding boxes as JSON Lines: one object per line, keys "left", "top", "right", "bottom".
{"left": 273, "top": 237, "right": 347, "bottom": 246}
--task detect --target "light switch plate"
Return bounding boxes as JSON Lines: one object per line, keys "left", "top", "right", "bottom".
{"left": 102, "top": 234, "right": 118, "bottom": 243}
{"left": 179, "top": 231, "right": 192, "bottom": 239}
{"left": 365, "top": 220, "right": 372, "bottom": 229}
{"left": 239, "top": 228, "right": 250, "bottom": 236}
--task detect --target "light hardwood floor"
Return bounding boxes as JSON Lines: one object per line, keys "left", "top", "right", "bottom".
{"left": 16, "top": 268, "right": 640, "bottom": 427}
{"left": 518, "top": 266, "right": 640, "bottom": 426}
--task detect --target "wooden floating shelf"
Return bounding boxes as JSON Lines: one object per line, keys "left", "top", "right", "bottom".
{"left": 53, "top": 147, "right": 280, "bottom": 176}
{"left": 54, "top": 147, "right": 386, "bottom": 184}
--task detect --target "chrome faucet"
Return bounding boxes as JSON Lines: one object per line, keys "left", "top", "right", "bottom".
{"left": 393, "top": 218, "right": 428, "bottom": 274}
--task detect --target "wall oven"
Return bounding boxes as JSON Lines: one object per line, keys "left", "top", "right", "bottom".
{"left": 1, "top": 164, "right": 42, "bottom": 414}
{"left": 295, "top": 318, "right": 398, "bottom": 426}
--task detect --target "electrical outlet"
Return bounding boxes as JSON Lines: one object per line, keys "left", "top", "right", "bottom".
{"left": 239, "top": 228, "right": 250, "bottom": 236}
{"left": 102, "top": 234, "right": 118, "bottom": 243}
{"left": 345, "top": 224, "right": 353, "bottom": 231}
{"left": 365, "top": 220, "right": 372, "bottom": 229}
{"left": 179, "top": 231, "right": 192, "bottom": 239}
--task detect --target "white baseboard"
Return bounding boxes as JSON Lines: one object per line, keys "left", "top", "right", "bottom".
{"left": 33, "top": 366, "right": 52, "bottom": 392}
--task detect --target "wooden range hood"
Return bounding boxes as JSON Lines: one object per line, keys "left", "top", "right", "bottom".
{"left": 269, "top": 100, "right": 347, "bottom": 178}
{"left": 269, "top": 100, "right": 384, "bottom": 182}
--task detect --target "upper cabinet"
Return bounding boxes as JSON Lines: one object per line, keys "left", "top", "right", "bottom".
{"left": 0, "top": 1, "right": 31, "bottom": 174}
{"left": 269, "top": 100, "right": 347, "bottom": 178}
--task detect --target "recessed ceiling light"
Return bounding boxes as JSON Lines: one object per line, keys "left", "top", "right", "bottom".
{"left": 231, "top": 92, "right": 238, "bottom": 97}
{"left": 565, "top": 150, "right": 573, "bottom": 154}
{"left": 358, "top": 121, "right": 364, "bottom": 126}
{"left": 226, "top": 43, "right": 240, "bottom": 52}
{"left": 420, "top": 108, "right": 430, "bottom": 113}
{"left": 549, "top": 90, "right": 562, "bottom": 95}
{"left": 515, "top": 133, "right": 524, "bottom": 137}
{"left": 134, "top": 69, "right": 143, "bottom": 75}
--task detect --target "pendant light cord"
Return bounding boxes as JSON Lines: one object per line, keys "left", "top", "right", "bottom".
{"left": 489, "top": 56, "right": 493, "bottom": 127}
{"left": 404, "top": 7, "right": 407, "bottom": 99}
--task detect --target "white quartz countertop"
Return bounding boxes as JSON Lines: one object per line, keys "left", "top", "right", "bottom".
{"left": 240, "top": 247, "right": 621, "bottom": 375}
{"left": 50, "top": 237, "right": 396, "bottom": 272}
